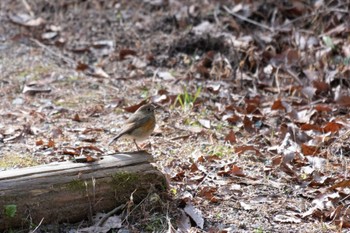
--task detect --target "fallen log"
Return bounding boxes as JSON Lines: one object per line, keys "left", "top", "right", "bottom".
{"left": 0, "top": 152, "right": 166, "bottom": 231}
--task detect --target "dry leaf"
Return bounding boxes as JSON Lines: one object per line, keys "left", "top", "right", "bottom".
{"left": 119, "top": 48, "right": 137, "bottom": 60}
{"left": 323, "top": 122, "right": 342, "bottom": 133}
{"left": 301, "top": 144, "right": 320, "bottom": 156}
{"left": 198, "top": 119, "right": 211, "bottom": 129}
{"left": 224, "top": 130, "right": 236, "bottom": 144}
{"left": 47, "top": 139, "right": 55, "bottom": 148}
{"left": 184, "top": 204, "right": 204, "bottom": 229}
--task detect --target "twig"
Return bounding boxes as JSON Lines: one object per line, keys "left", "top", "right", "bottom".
{"left": 29, "top": 217, "right": 44, "bottom": 233}
{"left": 213, "top": 5, "right": 220, "bottom": 26}
{"left": 278, "top": 12, "right": 320, "bottom": 29}
{"left": 85, "top": 180, "right": 94, "bottom": 224}
{"left": 275, "top": 66, "right": 281, "bottom": 94}
{"left": 122, "top": 189, "right": 151, "bottom": 225}
{"left": 169, "top": 134, "right": 191, "bottom": 141}
{"left": 285, "top": 67, "right": 302, "bottom": 85}
{"left": 223, "top": 5, "right": 274, "bottom": 32}
{"left": 97, "top": 203, "right": 126, "bottom": 227}
{"left": 29, "top": 38, "right": 76, "bottom": 66}
{"left": 21, "top": 0, "right": 34, "bottom": 17}
{"left": 166, "top": 203, "right": 176, "bottom": 233}
{"left": 276, "top": 7, "right": 347, "bottom": 31}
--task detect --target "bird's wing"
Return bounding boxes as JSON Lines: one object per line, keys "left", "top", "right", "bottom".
{"left": 108, "top": 115, "right": 151, "bottom": 145}
{"left": 125, "top": 115, "right": 151, "bottom": 132}
{"left": 125, "top": 112, "right": 144, "bottom": 124}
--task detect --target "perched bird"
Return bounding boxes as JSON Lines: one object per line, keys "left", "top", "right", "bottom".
{"left": 108, "top": 103, "right": 157, "bottom": 150}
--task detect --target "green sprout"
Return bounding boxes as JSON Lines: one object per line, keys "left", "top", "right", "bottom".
{"left": 174, "top": 86, "right": 202, "bottom": 111}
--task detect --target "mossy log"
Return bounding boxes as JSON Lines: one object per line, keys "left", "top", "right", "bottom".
{"left": 0, "top": 152, "right": 166, "bottom": 231}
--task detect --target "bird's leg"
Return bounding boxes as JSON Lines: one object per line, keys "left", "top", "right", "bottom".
{"left": 133, "top": 139, "right": 141, "bottom": 151}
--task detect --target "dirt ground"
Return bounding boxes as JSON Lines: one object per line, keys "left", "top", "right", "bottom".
{"left": 1, "top": 0, "right": 350, "bottom": 232}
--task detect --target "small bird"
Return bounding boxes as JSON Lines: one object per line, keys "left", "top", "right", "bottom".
{"left": 108, "top": 103, "right": 157, "bottom": 150}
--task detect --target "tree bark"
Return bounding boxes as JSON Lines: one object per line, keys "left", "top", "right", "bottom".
{"left": 0, "top": 152, "right": 166, "bottom": 231}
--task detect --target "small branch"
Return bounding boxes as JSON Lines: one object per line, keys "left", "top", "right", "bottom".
{"left": 30, "top": 38, "right": 76, "bottom": 66}
{"left": 285, "top": 67, "right": 302, "bottom": 85}
{"left": 223, "top": 5, "right": 274, "bottom": 32}
{"left": 97, "top": 203, "right": 126, "bottom": 227}
{"left": 21, "top": 0, "right": 34, "bottom": 17}
{"left": 122, "top": 189, "right": 150, "bottom": 225}
{"left": 29, "top": 217, "right": 44, "bottom": 233}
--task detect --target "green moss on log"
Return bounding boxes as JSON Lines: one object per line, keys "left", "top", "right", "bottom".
{"left": 111, "top": 172, "right": 139, "bottom": 189}
{"left": 65, "top": 179, "right": 86, "bottom": 192}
